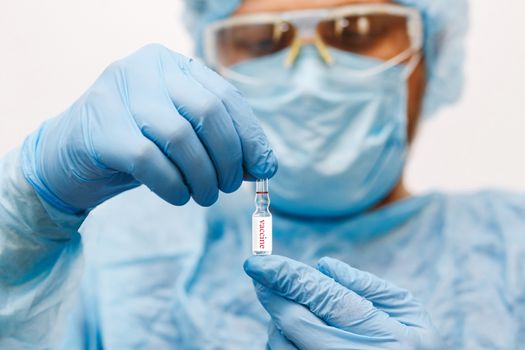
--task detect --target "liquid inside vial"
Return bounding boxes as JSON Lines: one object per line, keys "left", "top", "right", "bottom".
{"left": 252, "top": 179, "right": 272, "bottom": 255}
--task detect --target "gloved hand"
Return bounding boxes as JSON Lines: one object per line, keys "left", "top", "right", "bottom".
{"left": 244, "top": 255, "right": 444, "bottom": 350}
{"left": 22, "top": 44, "right": 277, "bottom": 213}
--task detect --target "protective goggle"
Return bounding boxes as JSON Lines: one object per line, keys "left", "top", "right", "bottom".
{"left": 204, "top": 4, "right": 423, "bottom": 82}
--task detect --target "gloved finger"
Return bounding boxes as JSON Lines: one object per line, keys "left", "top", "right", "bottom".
{"left": 244, "top": 255, "right": 398, "bottom": 334}
{"left": 100, "top": 130, "right": 190, "bottom": 206}
{"left": 317, "top": 257, "right": 425, "bottom": 327}
{"left": 123, "top": 68, "right": 219, "bottom": 206}
{"left": 255, "top": 283, "right": 393, "bottom": 350}
{"left": 185, "top": 56, "right": 278, "bottom": 180}
{"left": 148, "top": 114, "right": 218, "bottom": 207}
{"left": 266, "top": 322, "right": 298, "bottom": 350}
{"left": 156, "top": 47, "right": 245, "bottom": 193}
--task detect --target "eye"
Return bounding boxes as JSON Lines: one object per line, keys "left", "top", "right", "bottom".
{"left": 335, "top": 16, "right": 372, "bottom": 37}
{"left": 338, "top": 16, "right": 388, "bottom": 44}
{"left": 239, "top": 37, "right": 278, "bottom": 53}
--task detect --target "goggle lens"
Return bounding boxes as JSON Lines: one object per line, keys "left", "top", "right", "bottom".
{"left": 317, "top": 14, "right": 411, "bottom": 61}
{"left": 216, "top": 22, "right": 296, "bottom": 67}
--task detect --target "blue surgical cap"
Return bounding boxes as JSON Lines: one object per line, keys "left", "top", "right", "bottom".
{"left": 183, "top": 0, "right": 469, "bottom": 117}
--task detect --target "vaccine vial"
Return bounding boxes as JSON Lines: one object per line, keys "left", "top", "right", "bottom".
{"left": 252, "top": 179, "right": 272, "bottom": 255}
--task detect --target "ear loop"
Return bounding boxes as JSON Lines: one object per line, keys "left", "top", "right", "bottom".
{"left": 401, "top": 52, "right": 422, "bottom": 80}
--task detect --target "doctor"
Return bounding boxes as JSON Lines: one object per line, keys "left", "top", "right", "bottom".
{"left": 1, "top": 0, "right": 524, "bottom": 349}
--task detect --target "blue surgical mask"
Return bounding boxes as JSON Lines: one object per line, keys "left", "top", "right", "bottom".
{"left": 229, "top": 46, "right": 411, "bottom": 219}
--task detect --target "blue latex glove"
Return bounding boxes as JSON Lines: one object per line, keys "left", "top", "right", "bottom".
{"left": 244, "top": 255, "right": 444, "bottom": 350}
{"left": 22, "top": 44, "right": 277, "bottom": 213}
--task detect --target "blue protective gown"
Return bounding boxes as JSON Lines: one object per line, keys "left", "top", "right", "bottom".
{"left": 1, "top": 149, "right": 525, "bottom": 349}
{"left": 62, "top": 174, "right": 525, "bottom": 349}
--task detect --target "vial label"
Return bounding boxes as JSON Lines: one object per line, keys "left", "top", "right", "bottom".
{"left": 252, "top": 216, "right": 272, "bottom": 255}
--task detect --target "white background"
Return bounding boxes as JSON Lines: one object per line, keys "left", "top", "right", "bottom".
{"left": 0, "top": 0, "right": 524, "bottom": 194}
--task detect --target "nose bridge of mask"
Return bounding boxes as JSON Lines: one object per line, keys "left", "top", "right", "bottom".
{"left": 289, "top": 46, "right": 393, "bottom": 98}
{"left": 291, "top": 45, "right": 329, "bottom": 92}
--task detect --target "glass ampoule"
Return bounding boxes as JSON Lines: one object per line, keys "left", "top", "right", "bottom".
{"left": 252, "top": 179, "right": 272, "bottom": 255}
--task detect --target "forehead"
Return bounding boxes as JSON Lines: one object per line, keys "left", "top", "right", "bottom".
{"left": 235, "top": 0, "right": 392, "bottom": 15}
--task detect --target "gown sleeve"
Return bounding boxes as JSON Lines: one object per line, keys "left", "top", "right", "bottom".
{"left": 0, "top": 148, "right": 87, "bottom": 348}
